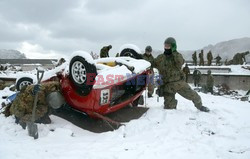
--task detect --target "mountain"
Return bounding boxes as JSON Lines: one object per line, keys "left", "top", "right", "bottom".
{"left": 0, "top": 49, "right": 26, "bottom": 59}
{"left": 152, "top": 37, "right": 250, "bottom": 61}
{"left": 181, "top": 37, "right": 250, "bottom": 61}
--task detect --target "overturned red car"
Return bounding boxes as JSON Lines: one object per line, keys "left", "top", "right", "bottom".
{"left": 15, "top": 45, "right": 151, "bottom": 118}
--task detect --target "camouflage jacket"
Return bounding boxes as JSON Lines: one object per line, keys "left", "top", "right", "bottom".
{"left": 153, "top": 51, "right": 185, "bottom": 84}
{"left": 10, "top": 81, "right": 60, "bottom": 123}
{"left": 100, "top": 46, "right": 110, "bottom": 58}
{"left": 193, "top": 70, "right": 201, "bottom": 80}
{"left": 207, "top": 74, "right": 214, "bottom": 87}
{"left": 142, "top": 53, "right": 154, "bottom": 70}
{"left": 199, "top": 52, "right": 204, "bottom": 60}
{"left": 192, "top": 52, "right": 197, "bottom": 60}
{"left": 182, "top": 66, "right": 190, "bottom": 74}
{"left": 207, "top": 52, "right": 213, "bottom": 60}
{"left": 215, "top": 56, "right": 221, "bottom": 61}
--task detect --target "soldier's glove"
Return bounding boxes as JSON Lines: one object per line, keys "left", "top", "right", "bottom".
{"left": 32, "top": 84, "right": 41, "bottom": 96}
{"left": 156, "top": 87, "right": 164, "bottom": 97}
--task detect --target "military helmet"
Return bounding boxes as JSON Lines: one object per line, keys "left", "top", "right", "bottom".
{"left": 108, "top": 45, "right": 112, "bottom": 49}
{"left": 207, "top": 69, "right": 211, "bottom": 74}
{"left": 164, "top": 37, "right": 177, "bottom": 52}
{"left": 164, "top": 37, "right": 176, "bottom": 45}
{"left": 145, "top": 45, "right": 152, "bottom": 52}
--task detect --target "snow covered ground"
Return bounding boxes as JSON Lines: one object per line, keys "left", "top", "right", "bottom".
{"left": 188, "top": 65, "right": 250, "bottom": 75}
{"left": 0, "top": 87, "right": 250, "bottom": 159}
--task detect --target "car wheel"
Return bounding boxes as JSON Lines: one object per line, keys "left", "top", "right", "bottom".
{"left": 16, "top": 77, "right": 33, "bottom": 91}
{"left": 132, "top": 95, "right": 144, "bottom": 107}
{"left": 69, "top": 56, "right": 97, "bottom": 96}
{"left": 120, "top": 48, "right": 143, "bottom": 59}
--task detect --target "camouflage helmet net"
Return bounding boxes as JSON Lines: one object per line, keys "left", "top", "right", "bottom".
{"left": 145, "top": 45, "right": 152, "bottom": 52}
{"left": 164, "top": 37, "right": 177, "bottom": 52}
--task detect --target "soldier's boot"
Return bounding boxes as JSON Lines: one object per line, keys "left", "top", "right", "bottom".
{"left": 198, "top": 106, "right": 210, "bottom": 112}
{"left": 15, "top": 117, "right": 26, "bottom": 129}
{"left": 195, "top": 100, "right": 210, "bottom": 112}
{"left": 164, "top": 100, "right": 177, "bottom": 109}
{"left": 148, "top": 93, "right": 153, "bottom": 98}
{"left": 164, "top": 105, "right": 176, "bottom": 109}
{"left": 36, "top": 114, "right": 51, "bottom": 124}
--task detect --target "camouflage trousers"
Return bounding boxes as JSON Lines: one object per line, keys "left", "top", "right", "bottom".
{"left": 147, "top": 73, "right": 154, "bottom": 96}
{"left": 163, "top": 80, "right": 202, "bottom": 109}
{"left": 193, "top": 79, "right": 201, "bottom": 87}
{"left": 199, "top": 60, "right": 204, "bottom": 66}
{"left": 207, "top": 86, "right": 213, "bottom": 94}
{"left": 193, "top": 60, "right": 197, "bottom": 66}
{"left": 207, "top": 60, "right": 212, "bottom": 66}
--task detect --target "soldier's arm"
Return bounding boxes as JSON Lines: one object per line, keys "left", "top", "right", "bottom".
{"left": 173, "top": 53, "right": 184, "bottom": 69}
{"left": 152, "top": 55, "right": 162, "bottom": 69}
{"left": 148, "top": 57, "right": 155, "bottom": 65}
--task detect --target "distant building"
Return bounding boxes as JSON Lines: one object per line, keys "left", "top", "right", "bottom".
{"left": 0, "top": 59, "right": 57, "bottom": 71}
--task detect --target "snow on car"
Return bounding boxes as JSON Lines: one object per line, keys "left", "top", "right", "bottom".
{"left": 14, "top": 45, "right": 151, "bottom": 118}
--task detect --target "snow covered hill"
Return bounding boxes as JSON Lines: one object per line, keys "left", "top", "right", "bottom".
{"left": 152, "top": 37, "right": 250, "bottom": 62}
{"left": 0, "top": 87, "right": 250, "bottom": 159}
{"left": 0, "top": 49, "right": 26, "bottom": 59}
{"left": 182, "top": 37, "right": 250, "bottom": 61}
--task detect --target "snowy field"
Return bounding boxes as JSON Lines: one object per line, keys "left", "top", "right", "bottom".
{"left": 0, "top": 87, "right": 250, "bottom": 159}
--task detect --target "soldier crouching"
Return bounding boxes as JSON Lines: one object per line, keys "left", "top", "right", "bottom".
{"left": 8, "top": 81, "right": 62, "bottom": 129}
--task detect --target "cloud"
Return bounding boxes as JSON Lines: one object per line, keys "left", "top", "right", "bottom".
{"left": 84, "top": 0, "right": 146, "bottom": 14}
{"left": 0, "top": 0, "right": 81, "bottom": 24}
{"left": 17, "top": 42, "right": 63, "bottom": 59}
{"left": 0, "top": 0, "right": 249, "bottom": 58}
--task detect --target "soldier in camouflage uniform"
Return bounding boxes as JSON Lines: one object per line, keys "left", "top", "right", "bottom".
{"left": 100, "top": 45, "right": 112, "bottom": 58}
{"left": 153, "top": 37, "right": 209, "bottom": 112}
{"left": 142, "top": 46, "right": 155, "bottom": 97}
{"left": 207, "top": 51, "right": 213, "bottom": 66}
{"left": 215, "top": 55, "right": 222, "bottom": 66}
{"left": 0, "top": 65, "right": 4, "bottom": 71}
{"left": 192, "top": 51, "right": 197, "bottom": 66}
{"left": 199, "top": 50, "right": 204, "bottom": 66}
{"left": 0, "top": 80, "right": 5, "bottom": 90}
{"left": 193, "top": 69, "right": 201, "bottom": 87}
{"left": 206, "top": 69, "right": 214, "bottom": 94}
{"left": 230, "top": 51, "right": 249, "bottom": 65}
{"left": 182, "top": 63, "right": 190, "bottom": 83}
{"left": 9, "top": 81, "right": 61, "bottom": 127}
{"left": 224, "top": 59, "right": 228, "bottom": 65}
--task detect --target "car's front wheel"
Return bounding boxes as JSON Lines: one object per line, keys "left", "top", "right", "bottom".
{"left": 69, "top": 56, "right": 97, "bottom": 96}
{"left": 16, "top": 77, "right": 33, "bottom": 91}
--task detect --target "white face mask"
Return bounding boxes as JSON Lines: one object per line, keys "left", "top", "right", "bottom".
{"left": 146, "top": 52, "right": 151, "bottom": 55}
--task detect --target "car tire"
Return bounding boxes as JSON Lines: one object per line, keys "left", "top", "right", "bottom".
{"left": 69, "top": 56, "right": 97, "bottom": 96}
{"left": 132, "top": 95, "right": 144, "bottom": 107}
{"left": 120, "top": 48, "right": 143, "bottom": 59}
{"left": 16, "top": 77, "right": 33, "bottom": 91}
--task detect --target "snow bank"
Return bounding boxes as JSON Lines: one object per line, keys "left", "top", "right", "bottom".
{"left": 189, "top": 65, "right": 250, "bottom": 75}
{"left": 0, "top": 86, "right": 250, "bottom": 159}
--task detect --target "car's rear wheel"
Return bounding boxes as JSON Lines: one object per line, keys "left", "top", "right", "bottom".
{"left": 16, "top": 77, "right": 33, "bottom": 91}
{"left": 132, "top": 95, "right": 144, "bottom": 107}
{"left": 69, "top": 56, "right": 97, "bottom": 96}
{"left": 120, "top": 48, "right": 143, "bottom": 59}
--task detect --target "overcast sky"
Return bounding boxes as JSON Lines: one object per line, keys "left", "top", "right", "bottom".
{"left": 0, "top": 0, "right": 249, "bottom": 58}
